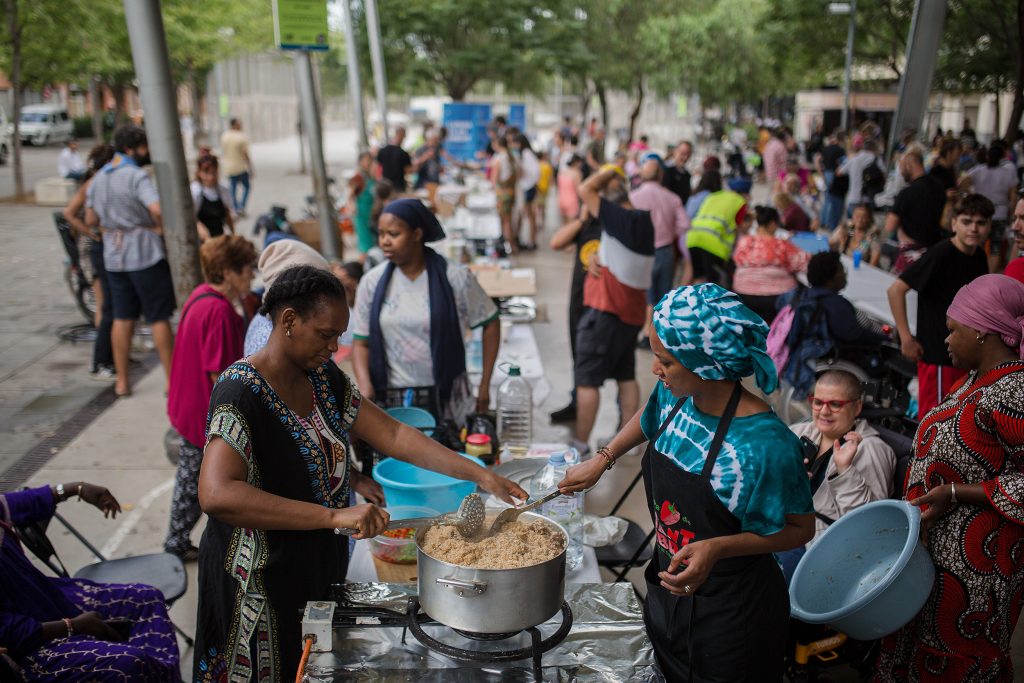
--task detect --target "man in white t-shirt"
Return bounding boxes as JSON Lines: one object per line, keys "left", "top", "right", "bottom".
{"left": 57, "top": 140, "right": 87, "bottom": 181}
{"left": 837, "top": 139, "right": 883, "bottom": 213}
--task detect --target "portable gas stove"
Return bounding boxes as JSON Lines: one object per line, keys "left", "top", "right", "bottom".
{"left": 300, "top": 583, "right": 660, "bottom": 682}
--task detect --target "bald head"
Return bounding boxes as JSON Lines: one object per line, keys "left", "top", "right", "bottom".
{"left": 816, "top": 370, "right": 863, "bottom": 401}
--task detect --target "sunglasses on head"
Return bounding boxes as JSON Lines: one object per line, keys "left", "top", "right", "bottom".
{"left": 807, "top": 396, "right": 857, "bottom": 411}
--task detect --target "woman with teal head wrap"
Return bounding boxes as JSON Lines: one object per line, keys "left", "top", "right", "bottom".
{"left": 558, "top": 284, "right": 814, "bottom": 682}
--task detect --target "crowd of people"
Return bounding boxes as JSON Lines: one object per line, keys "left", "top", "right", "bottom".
{"left": 7, "top": 110, "right": 1024, "bottom": 683}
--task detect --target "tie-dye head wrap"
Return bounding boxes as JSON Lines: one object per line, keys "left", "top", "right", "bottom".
{"left": 652, "top": 284, "right": 778, "bottom": 393}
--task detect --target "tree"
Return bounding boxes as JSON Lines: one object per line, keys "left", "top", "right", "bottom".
{"left": 362, "top": 0, "right": 582, "bottom": 101}
{"left": 935, "top": 0, "right": 1023, "bottom": 141}
{"left": 3, "top": 0, "right": 24, "bottom": 198}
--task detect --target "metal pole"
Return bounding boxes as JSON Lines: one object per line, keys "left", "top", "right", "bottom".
{"left": 295, "top": 51, "right": 342, "bottom": 260}
{"left": 887, "top": 0, "right": 948, "bottom": 161}
{"left": 340, "top": 0, "right": 368, "bottom": 149}
{"left": 364, "top": 0, "right": 390, "bottom": 143}
{"left": 841, "top": 0, "right": 857, "bottom": 132}
{"left": 122, "top": 0, "right": 201, "bottom": 305}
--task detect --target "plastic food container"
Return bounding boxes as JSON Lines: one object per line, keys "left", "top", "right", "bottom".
{"left": 368, "top": 505, "right": 440, "bottom": 564}
{"left": 373, "top": 453, "right": 484, "bottom": 512}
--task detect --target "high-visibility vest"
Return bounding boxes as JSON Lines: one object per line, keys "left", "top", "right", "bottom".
{"left": 686, "top": 190, "right": 746, "bottom": 260}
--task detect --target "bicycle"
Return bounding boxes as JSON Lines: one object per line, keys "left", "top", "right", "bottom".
{"left": 53, "top": 211, "right": 96, "bottom": 325}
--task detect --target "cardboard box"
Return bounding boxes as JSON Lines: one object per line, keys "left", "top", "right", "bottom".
{"left": 290, "top": 219, "right": 322, "bottom": 253}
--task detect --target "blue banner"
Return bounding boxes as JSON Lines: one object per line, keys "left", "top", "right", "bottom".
{"left": 442, "top": 103, "right": 492, "bottom": 162}
{"left": 508, "top": 103, "right": 526, "bottom": 133}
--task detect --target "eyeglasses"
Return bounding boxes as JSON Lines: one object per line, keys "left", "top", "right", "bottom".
{"left": 807, "top": 396, "right": 857, "bottom": 411}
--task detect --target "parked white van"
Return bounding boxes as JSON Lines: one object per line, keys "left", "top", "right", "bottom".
{"left": 19, "top": 104, "right": 74, "bottom": 146}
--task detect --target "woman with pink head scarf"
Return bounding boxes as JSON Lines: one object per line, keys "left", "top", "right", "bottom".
{"left": 877, "top": 274, "right": 1024, "bottom": 681}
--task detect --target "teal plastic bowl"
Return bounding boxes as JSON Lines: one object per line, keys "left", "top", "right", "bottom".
{"left": 790, "top": 500, "right": 935, "bottom": 640}
{"left": 372, "top": 453, "right": 483, "bottom": 513}
{"left": 385, "top": 406, "right": 436, "bottom": 437}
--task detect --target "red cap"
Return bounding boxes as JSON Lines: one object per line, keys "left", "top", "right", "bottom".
{"left": 466, "top": 433, "right": 491, "bottom": 445}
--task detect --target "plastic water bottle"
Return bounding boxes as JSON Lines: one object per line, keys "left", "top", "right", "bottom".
{"left": 531, "top": 449, "right": 584, "bottom": 570}
{"left": 496, "top": 365, "right": 532, "bottom": 460}
{"left": 852, "top": 248, "right": 863, "bottom": 269}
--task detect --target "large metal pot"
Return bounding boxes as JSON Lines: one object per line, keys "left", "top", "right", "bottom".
{"left": 415, "top": 512, "right": 567, "bottom": 633}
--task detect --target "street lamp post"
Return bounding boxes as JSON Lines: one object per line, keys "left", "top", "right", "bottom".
{"left": 830, "top": 1, "right": 857, "bottom": 132}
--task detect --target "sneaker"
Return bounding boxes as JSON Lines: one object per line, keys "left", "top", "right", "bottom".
{"left": 549, "top": 402, "right": 577, "bottom": 423}
{"left": 89, "top": 365, "right": 117, "bottom": 381}
{"left": 569, "top": 439, "right": 592, "bottom": 459}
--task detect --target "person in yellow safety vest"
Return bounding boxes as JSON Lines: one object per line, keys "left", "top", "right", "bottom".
{"left": 686, "top": 177, "right": 751, "bottom": 285}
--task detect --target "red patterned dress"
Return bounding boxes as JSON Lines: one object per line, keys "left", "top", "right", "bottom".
{"left": 876, "top": 361, "right": 1024, "bottom": 682}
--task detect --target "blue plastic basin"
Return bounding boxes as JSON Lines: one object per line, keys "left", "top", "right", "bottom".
{"left": 385, "top": 407, "right": 436, "bottom": 437}
{"left": 790, "top": 500, "right": 935, "bottom": 640}
{"left": 372, "top": 453, "right": 483, "bottom": 513}
{"left": 790, "top": 232, "right": 831, "bottom": 254}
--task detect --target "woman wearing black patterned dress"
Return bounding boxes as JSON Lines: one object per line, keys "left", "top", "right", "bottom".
{"left": 876, "top": 274, "right": 1024, "bottom": 681}
{"left": 193, "top": 266, "right": 525, "bottom": 682}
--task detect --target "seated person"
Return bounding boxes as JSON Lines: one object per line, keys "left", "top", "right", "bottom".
{"left": 0, "top": 483, "right": 180, "bottom": 681}
{"left": 777, "top": 370, "right": 896, "bottom": 581}
{"left": 776, "top": 251, "right": 890, "bottom": 395}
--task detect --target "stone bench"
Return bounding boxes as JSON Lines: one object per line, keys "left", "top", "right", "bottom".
{"left": 35, "top": 177, "right": 77, "bottom": 206}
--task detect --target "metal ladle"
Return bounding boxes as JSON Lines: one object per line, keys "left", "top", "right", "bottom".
{"left": 481, "top": 489, "right": 563, "bottom": 538}
{"left": 334, "top": 492, "right": 487, "bottom": 539}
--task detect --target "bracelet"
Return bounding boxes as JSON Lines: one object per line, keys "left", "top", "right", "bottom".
{"left": 62, "top": 617, "right": 74, "bottom": 639}
{"left": 950, "top": 482, "right": 958, "bottom": 504}
{"left": 596, "top": 447, "right": 615, "bottom": 471}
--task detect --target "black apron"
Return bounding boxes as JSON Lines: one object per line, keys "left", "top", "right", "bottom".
{"left": 197, "top": 189, "right": 228, "bottom": 237}
{"left": 642, "top": 383, "right": 789, "bottom": 682}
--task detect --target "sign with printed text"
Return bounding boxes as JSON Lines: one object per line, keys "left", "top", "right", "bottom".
{"left": 442, "top": 102, "right": 492, "bottom": 162}
{"left": 273, "top": 0, "right": 329, "bottom": 51}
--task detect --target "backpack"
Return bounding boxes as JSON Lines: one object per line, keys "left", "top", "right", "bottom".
{"left": 783, "top": 294, "right": 834, "bottom": 396}
{"left": 861, "top": 156, "right": 885, "bottom": 201}
{"left": 767, "top": 289, "right": 801, "bottom": 373}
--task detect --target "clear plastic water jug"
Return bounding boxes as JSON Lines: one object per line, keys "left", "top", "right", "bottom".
{"left": 497, "top": 365, "right": 532, "bottom": 460}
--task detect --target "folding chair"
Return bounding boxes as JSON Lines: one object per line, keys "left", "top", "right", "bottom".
{"left": 594, "top": 469, "right": 654, "bottom": 583}
{"left": 16, "top": 509, "right": 193, "bottom": 646}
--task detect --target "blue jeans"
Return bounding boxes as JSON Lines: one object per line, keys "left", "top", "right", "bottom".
{"left": 776, "top": 545, "right": 806, "bottom": 586}
{"left": 229, "top": 171, "right": 251, "bottom": 212}
{"left": 820, "top": 171, "right": 844, "bottom": 230}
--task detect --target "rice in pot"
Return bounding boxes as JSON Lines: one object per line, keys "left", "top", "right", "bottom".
{"left": 421, "top": 519, "right": 565, "bottom": 569}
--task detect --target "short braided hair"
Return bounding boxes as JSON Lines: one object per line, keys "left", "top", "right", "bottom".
{"left": 259, "top": 264, "right": 345, "bottom": 320}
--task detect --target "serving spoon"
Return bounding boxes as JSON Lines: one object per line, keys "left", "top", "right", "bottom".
{"left": 334, "top": 492, "right": 486, "bottom": 539}
{"left": 480, "top": 489, "right": 563, "bottom": 537}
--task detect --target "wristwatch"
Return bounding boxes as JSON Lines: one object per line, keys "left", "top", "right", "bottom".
{"left": 55, "top": 483, "right": 66, "bottom": 500}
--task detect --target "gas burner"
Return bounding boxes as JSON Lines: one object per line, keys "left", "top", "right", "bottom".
{"left": 451, "top": 627, "right": 521, "bottom": 641}
{"left": 403, "top": 597, "right": 573, "bottom": 682}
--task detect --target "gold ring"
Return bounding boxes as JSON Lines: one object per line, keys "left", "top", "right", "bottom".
{"left": 683, "top": 584, "right": 692, "bottom": 593}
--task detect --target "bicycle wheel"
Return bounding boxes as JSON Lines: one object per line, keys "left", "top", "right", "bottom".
{"left": 66, "top": 264, "right": 96, "bottom": 325}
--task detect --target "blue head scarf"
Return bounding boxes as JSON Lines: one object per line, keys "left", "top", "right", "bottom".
{"left": 652, "top": 284, "right": 778, "bottom": 393}
{"left": 381, "top": 198, "right": 446, "bottom": 242}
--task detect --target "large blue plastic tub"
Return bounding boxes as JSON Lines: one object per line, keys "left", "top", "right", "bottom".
{"left": 790, "top": 499, "right": 935, "bottom": 640}
{"left": 372, "top": 453, "right": 483, "bottom": 513}
{"left": 385, "top": 406, "right": 436, "bottom": 437}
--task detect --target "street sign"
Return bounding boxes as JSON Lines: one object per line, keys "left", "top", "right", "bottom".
{"left": 273, "top": 0, "right": 330, "bottom": 51}
{"left": 442, "top": 103, "right": 492, "bottom": 162}
{"left": 828, "top": 2, "right": 852, "bottom": 13}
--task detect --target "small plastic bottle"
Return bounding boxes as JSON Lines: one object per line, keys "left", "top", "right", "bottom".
{"left": 531, "top": 449, "right": 584, "bottom": 570}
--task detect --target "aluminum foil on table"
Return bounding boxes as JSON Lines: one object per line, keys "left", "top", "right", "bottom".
{"left": 303, "top": 582, "right": 662, "bottom": 682}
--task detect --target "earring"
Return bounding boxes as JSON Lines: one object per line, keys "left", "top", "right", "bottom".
{"left": 976, "top": 333, "right": 985, "bottom": 344}
{"left": 286, "top": 326, "right": 292, "bottom": 338}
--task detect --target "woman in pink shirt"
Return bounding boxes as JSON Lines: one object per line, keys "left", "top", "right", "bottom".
{"left": 731, "top": 205, "right": 810, "bottom": 323}
{"left": 164, "top": 235, "right": 257, "bottom": 560}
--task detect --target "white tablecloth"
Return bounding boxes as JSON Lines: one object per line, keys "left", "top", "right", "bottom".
{"left": 468, "top": 323, "right": 551, "bottom": 407}
{"left": 839, "top": 254, "right": 917, "bottom": 334}
{"left": 347, "top": 539, "right": 602, "bottom": 584}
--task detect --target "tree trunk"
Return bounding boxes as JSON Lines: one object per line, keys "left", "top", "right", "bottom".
{"left": 994, "top": 90, "right": 1002, "bottom": 138}
{"left": 596, "top": 84, "right": 608, "bottom": 133}
{"left": 89, "top": 76, "right": 103, "bottom": 142}
{"left": 1005, "top": 0, "right": 1024, "bottom": 143}
{"left": 579, "top": 80, "right": 594, "bottom": 129}
{"left": 112, "top": 83, "right": 126, "bottom": 123}
{"left": 627, "top": 80, "right": 645, "bottom": 143}
{"left": 4, "top": 0, "right": 24, "bottom": 199}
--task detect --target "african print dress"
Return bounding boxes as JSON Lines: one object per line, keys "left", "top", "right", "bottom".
{"left": 193, "top": 360, "right": 360, "bottom": 683}
{"left": 876, "top": 361, "right": 1024, "bottom": 682}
